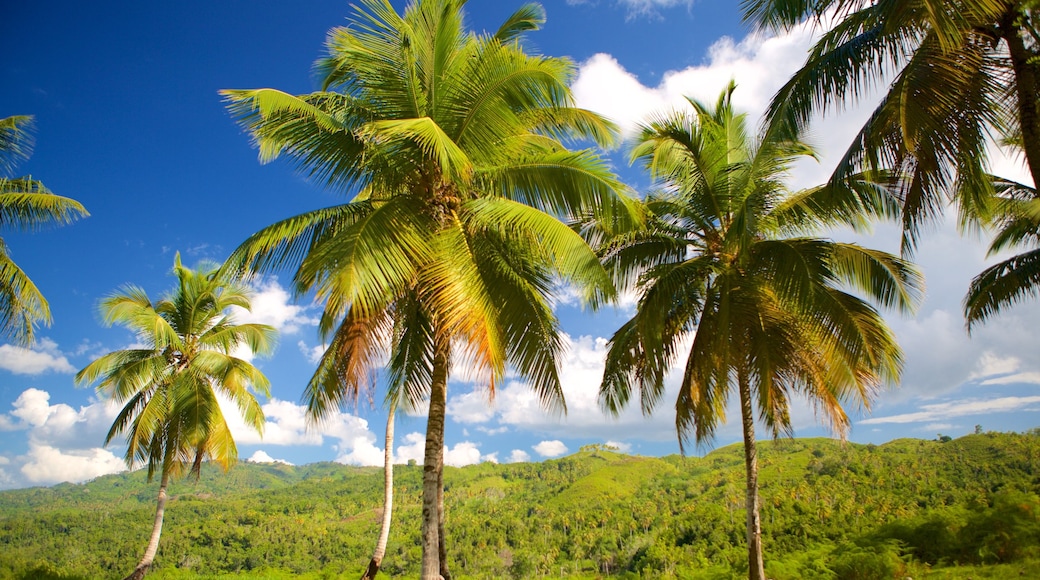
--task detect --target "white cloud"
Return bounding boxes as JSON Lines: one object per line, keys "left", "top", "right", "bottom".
{"left": 605, "top": 440, "right": 632, "bottom": 452}
{"left": 2, "top": 388, "right": 119, "bottom": 448}
{"left": 0, "top": 339, "right": 76, "bottom": 375}
{"left": 298, "top": 340, "right": 326, "bottom": 365}
{"left": 247, "top": 450, "right": 293, "bottom": 465}
{"left": 231, "top": 278, "right": 316, "bottom": 334}
{"left": 383, "top": 432, "right": 491, "bottom": 467}
{"left": 971, "top": 353, "right": 1022, "bottom": 381}
{"left": 335, "top": 435, "right": 385, "bottom": 467}
{"left": 860, "top": 396, "right": 1040, "bottom": 425}
{"left": 445, "top": 441, "right": 483, "bottom": 467}
{"left": 395, "top": 432, "right": 427, "bottom": 465}
{"left": 446, "top": 390, "right": 496, "bottom": 424}
{"left": 19, "top": 443, "right": 125, "bottom": 485}
{"left": 508, "top": 449, "right": 531, "bottom": 463}
{"left": 533, "top": 440, "right": 569, "bottom": 458}
{"left": 982, "top": 372, "right": 1040, "bottom": 386}
{"left": 567, "top": 0, "right": 693, "bottom": 19}
{"left": 572, "top": 23, "right": 818, "bottom": 140}
{"left": 488, "top": 334, "right": 680, "bottom": 442}
{"left": 0, "top": 388, "right": 129, "bottom": 488}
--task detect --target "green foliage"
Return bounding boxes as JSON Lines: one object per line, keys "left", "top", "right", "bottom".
{"left": 0, "top": 115, "right": 88, "bottom": 345}
{"left": 0, "top": 432, "right": 1038, "bottom": 578}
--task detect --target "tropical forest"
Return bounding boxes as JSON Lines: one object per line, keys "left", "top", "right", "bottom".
{"left": 2, "top": 1, "right": 1040, "bottom": 579}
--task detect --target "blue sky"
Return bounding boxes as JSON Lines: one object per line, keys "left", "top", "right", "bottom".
{"left": 1, "top": 0, "right": 1038, "bottom": 490}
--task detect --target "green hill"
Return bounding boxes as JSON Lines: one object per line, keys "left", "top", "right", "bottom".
{"left": 1, "top": 431, "right": 1038, "bottom": 579}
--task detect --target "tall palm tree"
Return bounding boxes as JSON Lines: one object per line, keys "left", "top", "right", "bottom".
{"left": 0, "top": 115, "right": 88, "bottom": 345}
{"left": 964, "top": 176, "right": 1040, "bottom": 327}
{"left": 75, "top": 254, "right": 276, "bottom": 580}
{"left": 598, "top": 85, "right": 922, "bottom": 580}
{"left": 361, "top": 400, "right": 396, "bottom": 580}
{"left": 742, "top": 0, "right": 1040, "bottom": 254}
{"left": 219, "top": 1, "right": 630, "bottom": 577}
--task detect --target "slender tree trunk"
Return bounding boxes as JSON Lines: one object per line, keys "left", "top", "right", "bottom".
{"left": 738, "top": 372, "right": 765, "bottom": 580}
{"left": 420, "top": 334, "right": 450, "bottom": 580}
{"left": 360, "top": 405, "right": 396, "bottom": 580}
{"left": 1004, "top": 12, "right": 1040, "bottom": 189}
{"left": 125, "top": 470, "right": 170, "bottom": 580}
{"left": 438, "top": 461, "right": 451, "bottom": 580}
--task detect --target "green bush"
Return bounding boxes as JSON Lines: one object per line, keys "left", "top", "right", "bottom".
{"left": 829, "top": 541, "right": 904, "bottom": 580}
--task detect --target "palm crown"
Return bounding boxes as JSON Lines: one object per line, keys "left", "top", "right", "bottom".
{"left": 76, "top": 254, "right": 276, "bottom": 479}
{"left": 743, "top": 0, "right": 1040, "bottom": 254}
{"left": 600, "top": 84, "right": 923, "bottom": 449}
{"left": 221, "top": 0, "right": 629, "bottom": 413}
{"left": 0, "top": 115, "right": 88, "bottom": 345}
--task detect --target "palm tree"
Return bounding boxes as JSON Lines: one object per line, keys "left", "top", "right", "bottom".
{"left": 741, "top": 0, "right": 1040, "bottom": 254}
{"left": 219, "top": 1, "right": 630, "bottom": 577}
{"left": 361, "top": 400, "right": 396, "bottom": 580}
{"left": 0, "top": 115, "right": 88, "bottom": 345}
{"left": 598, "top": 85, "right": 922, "bottom": 580}
{"left": 75, "top": 254, "right": 276, "bottom": 580}
{"left": 964, "top": 176, "right": 1040, "bottom": 327}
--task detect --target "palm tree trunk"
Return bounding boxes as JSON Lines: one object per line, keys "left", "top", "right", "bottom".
{"left": 124, "top": 469, "right": 170, "bottom": 580}
{"left": 420, "top": 334, "right": 450, "bottom": 580}
{"left": 438, "top": 463, "right": 451, "bottom": 580}
{"left": 360, "top": 405, "right": 396, "bottom": 580}
{"left": 738, "top": 372, "right": 765, "bottom": 580}
{"left": 1004, "top": 13, "right": 1040, "bottom": 189}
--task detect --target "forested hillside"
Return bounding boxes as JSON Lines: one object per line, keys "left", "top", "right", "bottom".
{"left": 2, "top": 431, "right": 1038, "bottom": 579}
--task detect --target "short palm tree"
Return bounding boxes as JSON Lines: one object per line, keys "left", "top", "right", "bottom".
{"left": 75, "top": 254, "right": 276, "bottom": 580}
{"left": 742, "top": 0, "right": 1040, "bottom": 254}
{"left": 598, "top": 85, "right": 922, "bottom": 580}
{"left": 219, "top": 1, "right": 630, "bottom": 577}
{"left": 0, "top": 115, "right": 88, "bottom": 345}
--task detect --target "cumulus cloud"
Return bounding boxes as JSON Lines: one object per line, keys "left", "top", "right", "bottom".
{"left": 572, "top": 24, "right": 818, "bottom": 140}
{"left": 508, "top": 449, "right": 531, "bottom": 463}
{"left": 445, "top": 441, "right": 483, "bottom": 467}
{"left": 231, "top": 278, "right": 316, "bottom": 335}
{"left": 476, "top": 334, "right": 681, "bottom": 442}
{"left": 0, "top": 339, "right": 76, "bottom": 375}
{"left": 534, "top": 440, "right": 569, "bottom": 458}
{"left": 0, "top": 389, "right": 126, "bottom": 487}
{"left": 248, "top": 450, "right": 293, "bottom": 465}
{"left": 335, "top": 434, "right": 385, "bottom": 466}
{"left": 395, "top": 432, "right": 427, "bottom": 465}
{"left": 384, "top": 432, "right": 491, "bottom": 467}
{"left": 2, "top": 388, "right": 119, "bottom": 448}
{"left": 219, "top": 395, "right": 388, "bottom": 456}
{"left": 447, "top": 390, "right": 497, "bottom": 424}
{"left": 19, "top": 443, "right": 126, "bottom": 485}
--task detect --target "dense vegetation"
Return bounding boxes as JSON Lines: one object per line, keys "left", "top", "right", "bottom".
{"left": 2, "top": 431, "right": 1038, "bottom": 579}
